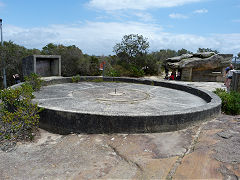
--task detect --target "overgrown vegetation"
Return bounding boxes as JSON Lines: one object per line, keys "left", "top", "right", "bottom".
{"left": 24, "top": 73, "right": 43, "bottom": 91}
{"left": 0, "top": 41, "right": 41, "bottom": 88}
{"left": 197, "top": 48, "right": 219, "bottom": 54}
{"left": 214, "top": 88, "right": 240, "bottom": 115}
{"left": 41, "top": 43, "right": 101, "bottom": 77}
{"left": 0, "top": 74, "right": 43, "bottom": 151}
{"left": 0, "top": 35, "right": 224, "bottom": 88}
{"left": 72, "top": 75, "right": 81, "bottom": 83}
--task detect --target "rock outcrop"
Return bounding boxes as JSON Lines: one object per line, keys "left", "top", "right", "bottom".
{"left": 166, "top": 52, "right": 233, "bottom": 82}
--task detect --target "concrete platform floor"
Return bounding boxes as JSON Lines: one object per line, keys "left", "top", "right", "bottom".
{"left": 1, "top": 81, "right": 238, "bottom": 180}
{"left": 33, "top": 82, "right": 207, "bottom": 115}
{"left": 144, "top": 76, "right": 227, "bottom": 92}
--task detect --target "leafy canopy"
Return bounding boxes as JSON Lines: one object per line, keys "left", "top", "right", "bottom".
{"left": 113, "top": 34, "right": 149, "bottom": 61}
{"left": 197, "top": 48, "right": 219, "bottom": 54}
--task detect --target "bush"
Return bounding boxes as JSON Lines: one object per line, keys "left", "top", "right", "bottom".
{"left": 129, "top": 66, "right": 145, "bottom": 77}
{"left": 24, "top": 73, "right": 43, "bottom": 91}
{"left": 107, "top": 65, "right": 145, "bottom": 78}
{"left": 106, "top": 68, "right": 120, "bottom": 77}
{"left": 0, "top": 74, "right": 43, "bottom": 151}
{"left": 214, "top": 88, "right": 240, "bottom": 115}
{"left": 0, "top": 83, "right": 41, "bottom": 143}
{"left": 72, "top": 75, "right": 81, "bottom": 83}
{"left": 112, "top": 65, "right": 131, "bottom": 77}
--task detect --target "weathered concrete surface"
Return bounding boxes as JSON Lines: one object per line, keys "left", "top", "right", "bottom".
{"left": 144, "top": 76, "right": 227, "bottom": 92}
{"left": 0, "top": 115, "right": 240, "bottom": 179}
{"left": 32, "top": 78, "right": 221, "bottom": 134}
{"left": 33, "top": 82, "right": 207, "bottom": 115}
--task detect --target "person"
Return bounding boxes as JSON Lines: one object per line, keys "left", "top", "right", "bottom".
{"left": 169, "top": 70, "right": 176, "bottom": 80}
{"left": 225, "top": 65, "right": 234, "bottom": 92}
{"left": 176, "top": 70, "right": 181, "bottom": 80}
{"left": 13, "top": 74, "right": 21, "bottom": 84}
{"left": 224, "top": 64, "right": 233, "bottom": 85}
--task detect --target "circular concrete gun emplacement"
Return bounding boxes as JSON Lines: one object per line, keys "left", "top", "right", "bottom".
{"left": 34, "top": 76, "right": 222, "bottom": 134}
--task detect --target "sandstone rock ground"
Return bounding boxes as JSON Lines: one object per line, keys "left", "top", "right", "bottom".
{"left": 1, "top": 114, "right": 239, "bottom": 179}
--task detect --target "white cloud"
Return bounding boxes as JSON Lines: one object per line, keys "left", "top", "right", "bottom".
{"left": 134, "top": 12, "right": 155, "bottom": 22}
{"left": 169, "top": 13, "right": 188, "bottom": 19}
{"left": 194, "top": 8, "right": 208, "bottom": 14}
{"left": 5, "top": 22, "right": 163, "bottom": 55}
{"left": 87, "top": 0, "right": 203, "bottom": 11}
{"left": 4, "top": 21, "right": 240, "bottom": 55}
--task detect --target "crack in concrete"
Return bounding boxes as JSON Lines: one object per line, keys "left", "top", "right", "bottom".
{"left": 108, "top": 144, "right": 144, "bottom": 176}
{"left": 166, "top": 122, "right": 206, "bottom": 179}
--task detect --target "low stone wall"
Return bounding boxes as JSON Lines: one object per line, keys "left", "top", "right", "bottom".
{"left": 37, "top": 76, "right": 221, "bottom": 134}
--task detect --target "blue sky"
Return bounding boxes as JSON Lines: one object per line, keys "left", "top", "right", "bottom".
{"left": 1, "top": 0, "right": 240, "bottom": 55}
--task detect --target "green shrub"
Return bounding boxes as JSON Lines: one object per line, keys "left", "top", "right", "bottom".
{"left": 72, "top": 74, "right": 81, "bottom": 83}
{"left": 129, "top": 66, "right": 145, "bottom": 77}
{"left": 214, "top": 88, "right": 240, "bottom": 115}
{"left": 20, "top": 82, "right": 35, "bottom": 99}
{"left": 112, "top": 65, "right": 131, "bottom": 77}
{"left": 106, "top": 68, "right": 120, "bottom": 77}
{"left": 24, "top": 73, "right": 43, "bottom": 91}
{"left": 108, "top": 65, "right": 145, "bottom": 77}
{"left": 0, "top": 84, "right": 42, "bottom": 142}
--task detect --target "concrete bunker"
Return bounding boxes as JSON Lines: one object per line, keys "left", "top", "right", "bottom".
{"left": 22, "top": 55, "right": 61, "bottom": 77}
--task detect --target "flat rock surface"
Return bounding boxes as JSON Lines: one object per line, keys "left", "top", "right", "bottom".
{"left": 33, "top": 82, "right": 207, "bottom": 115}
{"left": 1, "top": 115, "right": 240, "bottom": 180}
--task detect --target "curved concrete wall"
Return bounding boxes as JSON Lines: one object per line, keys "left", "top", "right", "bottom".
{"left": 37, "top": 76, "right": 221, "bottom": 134}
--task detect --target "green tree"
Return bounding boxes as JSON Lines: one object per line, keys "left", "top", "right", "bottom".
{"left": 89, "top": 56, "right": 100, "bottom": 76}
{"left": 0, "top": 41, "right": 38, "bottom": 87}
{"left": 144, "top": 54, "right": 159, "bottom": 75}
{"left": 150, "top": 49, "right": 177, "bottom": 65}
{"left": 197, "top": 48, "right": 219, "bottom": 54}
{"left": 177, "top": 48, "right": 192, "bottom": 56}
{"left": 41, "top": 43, "right": 85, "bottom": 76}
{"left": 113, "top": 34, "right": 149, "bottom": 67}
{"left": 41, "top": 43, "right": 58, "bottom": 55}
